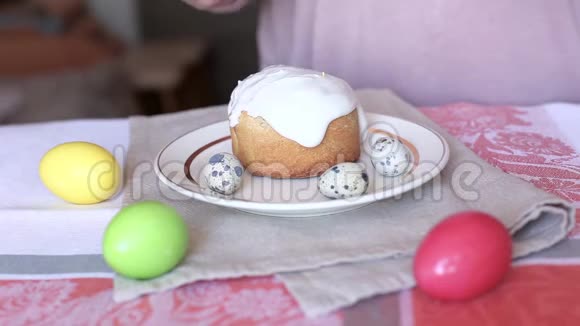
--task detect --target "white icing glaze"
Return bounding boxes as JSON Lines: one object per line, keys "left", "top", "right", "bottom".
{"left": 228, "top": 65, "right": 361, "bottom": 148}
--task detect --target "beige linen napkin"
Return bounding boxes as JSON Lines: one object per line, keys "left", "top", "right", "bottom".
{"left": 116, "top": 90, "right": 574, "bottom": 317}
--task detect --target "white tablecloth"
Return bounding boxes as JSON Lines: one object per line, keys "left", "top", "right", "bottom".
{"left": 0, "top": 120, "right": 126, "bottom": 261}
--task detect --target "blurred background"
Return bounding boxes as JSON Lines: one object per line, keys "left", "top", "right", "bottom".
{"left": 0, "top": 0, "right": 259, "bottom": 124}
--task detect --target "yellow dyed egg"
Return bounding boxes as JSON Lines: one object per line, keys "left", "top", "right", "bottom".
{"left": 39, "top": 142, "right": 121, "bottom": 204}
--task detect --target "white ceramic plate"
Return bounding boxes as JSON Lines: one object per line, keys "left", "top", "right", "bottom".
{"left": 155, "top": 113, "right": 449, "bottom": 217}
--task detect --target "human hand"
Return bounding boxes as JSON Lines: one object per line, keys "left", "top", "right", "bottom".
{"left": 182, "top": 0, "right": 247, "bottom": 13}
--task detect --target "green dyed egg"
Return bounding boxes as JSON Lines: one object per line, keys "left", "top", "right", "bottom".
{"left": 103, "top": 201, "right": 189, "bottom": 279}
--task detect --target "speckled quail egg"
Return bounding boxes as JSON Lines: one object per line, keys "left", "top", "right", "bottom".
{"left": 370, "top": 136, "right": 412, "bottom": 177}
{"left": 318, "top": 163, "right": 369, "bottom": 199}
{"left": 201, "top": 153, "right": 244, "bottom": 195}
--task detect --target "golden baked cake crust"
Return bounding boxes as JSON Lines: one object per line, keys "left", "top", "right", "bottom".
{"left": 231, "top": 110, "right": 360, "bottom": 178}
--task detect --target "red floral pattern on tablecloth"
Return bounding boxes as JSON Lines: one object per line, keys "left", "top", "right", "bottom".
{"left": 413, "top": 265, "right": 580, "bottom": 326}
{"left": 493, "top": 132, "right": 575, "bottom": 157}
{"left": 0, "top": 277, "right": 340, "bottom": 326}
{"left": 423, "top": 104, "right": 580, "bottom": 235}
{"left": 1, "top": 103, "right": 579, "bottom": 325}
{"left": 0, "top": 280, "right": 76, "bottom": 325}
{"left": 422, "top": 103, "right": 530, "bottom": 137}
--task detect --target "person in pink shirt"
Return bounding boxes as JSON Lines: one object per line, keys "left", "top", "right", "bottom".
{"left": 184, "top": 0, "right": 580, "bottom": 106}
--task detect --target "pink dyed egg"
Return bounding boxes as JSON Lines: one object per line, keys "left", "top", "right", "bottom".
{"left": 413, "top": 211, "right": 512, "bottom": 301}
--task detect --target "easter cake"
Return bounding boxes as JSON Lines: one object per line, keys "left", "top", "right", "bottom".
{"left": 228, "top": 65, "right": 362, "bottom": 178}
